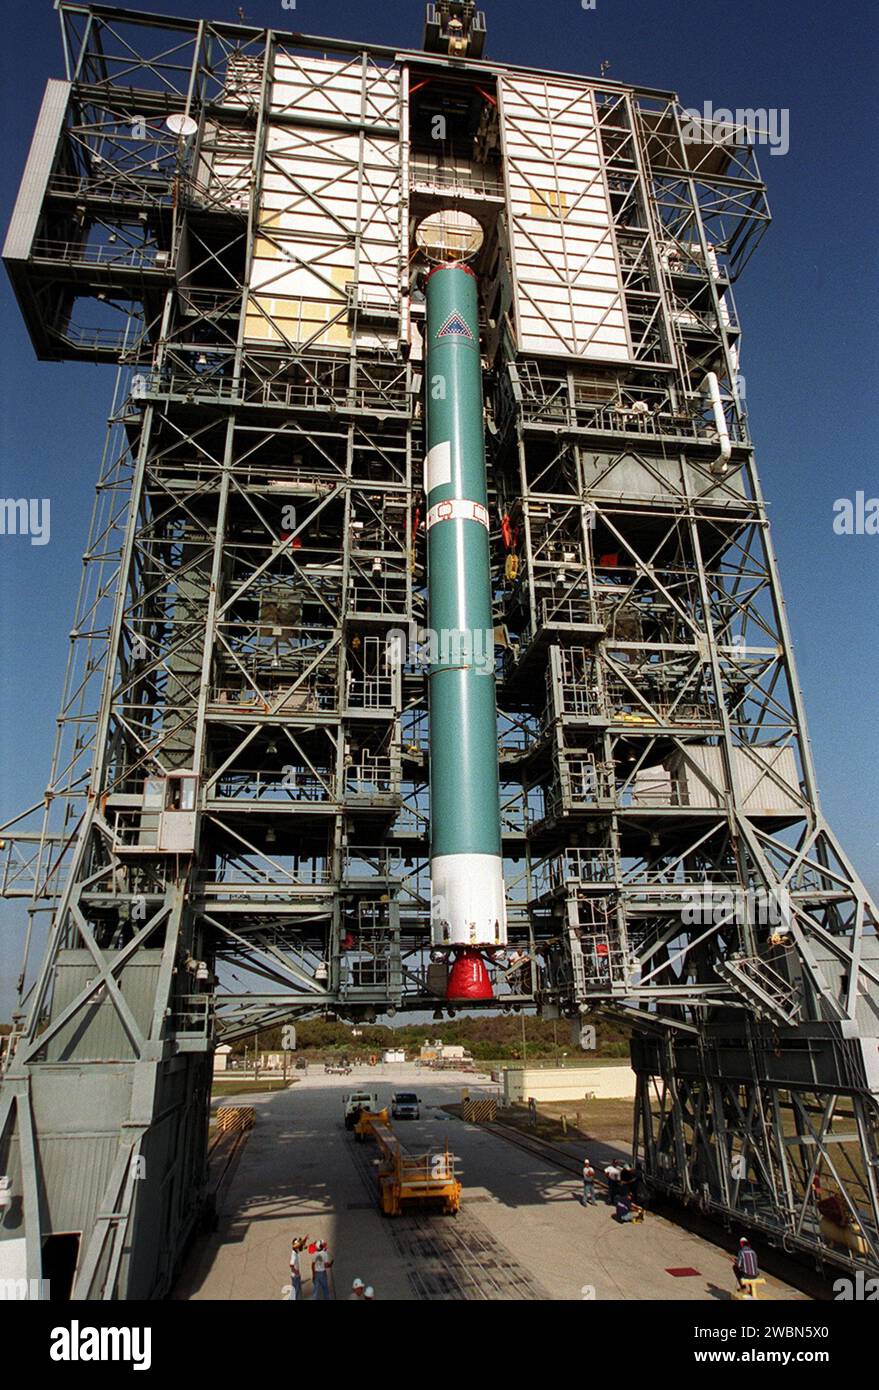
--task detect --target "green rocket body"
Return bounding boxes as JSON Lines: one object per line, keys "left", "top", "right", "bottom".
{"left": 424, "top": 264, "right": 506, "bottom": 949}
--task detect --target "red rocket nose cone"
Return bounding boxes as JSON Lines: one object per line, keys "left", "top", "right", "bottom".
{"left": 446, "top": 949, "right": 493, "bottom": 1000}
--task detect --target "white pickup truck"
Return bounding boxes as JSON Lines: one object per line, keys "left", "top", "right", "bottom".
{"left": 342, "top": 1090, "right": 379, "bottom": 1131}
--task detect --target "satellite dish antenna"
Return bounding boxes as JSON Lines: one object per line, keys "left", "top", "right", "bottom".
{"left": 415, "top": 210, "right": 484, "bottom": 265}
{"left": 165, "top": 113, "right": 198, "bottom": 137}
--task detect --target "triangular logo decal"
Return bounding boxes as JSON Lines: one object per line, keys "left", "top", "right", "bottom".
{"left": 437, "top": 312, "right": 473, "bottom": 339}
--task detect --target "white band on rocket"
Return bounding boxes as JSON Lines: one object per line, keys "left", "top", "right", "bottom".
{"left": 431, "top": 852, "right": 507, "bottom": 947}
{"left": 426, "top": 498, "right": 490, "bottom": 532}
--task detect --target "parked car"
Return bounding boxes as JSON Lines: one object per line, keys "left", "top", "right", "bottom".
{"left": 390, "top": 1091, "right": 421, "bottom": 1120}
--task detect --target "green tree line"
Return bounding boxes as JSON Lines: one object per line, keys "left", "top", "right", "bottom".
{"left": 231, "top": 1015, "right": 630, "bottom": 1061}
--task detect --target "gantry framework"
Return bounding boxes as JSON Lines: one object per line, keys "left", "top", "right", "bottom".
{"left": 0, "top": 2, "right": 876, "bottom": 1297}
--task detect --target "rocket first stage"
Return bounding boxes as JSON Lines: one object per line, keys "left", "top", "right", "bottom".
{"left": 423, "top": 259, "right": 507, "bottom": 999}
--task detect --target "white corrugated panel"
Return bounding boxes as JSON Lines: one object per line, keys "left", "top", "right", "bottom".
{"left": 677, "top": 744, "right": 802, "bottom": 813}
{"left": 4, "top": 79, "right": 71, "bottom": 261}
{"left": 735, "top": 745, "right": 802, "bottom": 813}
{"left": 246, "top": 56, "right": 401, "bottom": 350}
{"left": 271, "top": 52, "right": 398, "bottom": 128}
{"left": 499, "top": 74, "right": 631, "bottom": 361}
{"left": 677, "top": 745, "right": 726, "bottom": 807}
{"left": 247, "top": 130, "right": 400, "bottom": 348}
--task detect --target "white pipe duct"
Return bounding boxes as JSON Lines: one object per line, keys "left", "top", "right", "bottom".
{"left": 703, "top": 371, "right": 732, "bottom": 475}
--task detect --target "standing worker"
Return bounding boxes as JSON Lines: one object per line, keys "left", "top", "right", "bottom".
{"left": 288, "top": 1235, "right": 308, "bottom": 1300}
{"left": 604, "top": 1160, "right": 622, "bottom": 1205}
{"left": 581, "top": 1157, "right": 597, "bottom": 1206}
{"left": 733, "top": 1236, "right": 759, "bottom": 1292}
{"left": 310, "top": 1239, "right": 334, "bottom": 1300}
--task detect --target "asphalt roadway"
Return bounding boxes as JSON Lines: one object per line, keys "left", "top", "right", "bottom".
{"left": 174, "top": 1063, "right": 808, "bottom": 1302}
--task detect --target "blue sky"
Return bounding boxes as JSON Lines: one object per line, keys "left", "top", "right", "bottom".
{"left": 0, "top": 0, "right": 876, "bottom": 1015}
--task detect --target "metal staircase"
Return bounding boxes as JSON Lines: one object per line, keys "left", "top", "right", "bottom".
{"left": 716, "top": 953, "right": 803, "bottom": 1026}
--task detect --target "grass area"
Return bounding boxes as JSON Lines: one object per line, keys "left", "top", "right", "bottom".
{"left": 211, "top": 1078, "right": 292, "bottom": 1098}
{"left": 498, "top": 1098, "right": 635, "bottom": 1147}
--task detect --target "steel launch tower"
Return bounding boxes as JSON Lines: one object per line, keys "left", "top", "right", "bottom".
{"left": 1, "top": 2, "right": 877, "bottom": 1298}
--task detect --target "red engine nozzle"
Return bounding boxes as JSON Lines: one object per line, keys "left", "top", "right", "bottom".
{"left": 446, "top": 948, "right": 493, "bottom": 1000}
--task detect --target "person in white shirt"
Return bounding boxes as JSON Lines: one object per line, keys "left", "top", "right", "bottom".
{"left": 349, "top": 1278, "right": 365, "bottom": 1300}
{"left": 581, "top": 1158, "right": 597, "bottom": 1205}
{"left": 311, "top": 1240, "right": 333, "bottom": 1300}
{"left": 604, "top": 1162, "right": 622, "bottom": 1205}
{"left": 288, "top": 1235, "right": 308, "bottom": 1300}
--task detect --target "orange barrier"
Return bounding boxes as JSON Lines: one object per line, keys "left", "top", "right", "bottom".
{"left": 215, "top": 1105, "right": 256, "bottom": 1135}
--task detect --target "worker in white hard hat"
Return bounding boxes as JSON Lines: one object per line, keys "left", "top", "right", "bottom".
{"left": 581, "top": 1156, "right": 597, "bottom": 1206}
{"left": 364, "top": 1285, "right": 375, "bottom": 1300}
{"left": 349, "top": 1278, "right": 366, "bottom": 1300}
{"left": 287, "top": 1235, "right": 309, "bottom": 1300}
{"left": 310, "top": 1239, "right": 334, "bottom": 1300}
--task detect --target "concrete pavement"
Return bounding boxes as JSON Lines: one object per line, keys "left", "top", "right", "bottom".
{"left": 175, "top": 1063, "right": 808, "bottom": 1302}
